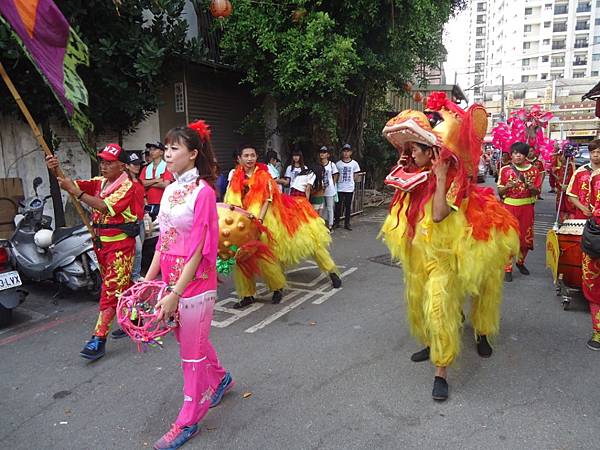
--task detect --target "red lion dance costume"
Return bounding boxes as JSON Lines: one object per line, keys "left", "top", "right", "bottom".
{"left": 379, "top": 92, "right": 520, "bottom": 369}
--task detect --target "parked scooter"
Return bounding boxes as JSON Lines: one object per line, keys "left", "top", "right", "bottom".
{"left": 7, "top": 177, "right": 101, "bottom": 297}
{"left": 0, "top": 197, "right": 27, "bottom": 327}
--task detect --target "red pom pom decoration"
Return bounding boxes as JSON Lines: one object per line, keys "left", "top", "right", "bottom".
{"left": 426, "top": 92, "right": 449, "bottom": 111}
{"left": 188, "top": 119, "right": 211, "bottom": 142}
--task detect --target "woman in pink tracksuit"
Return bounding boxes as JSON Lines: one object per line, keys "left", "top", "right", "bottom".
{"left": 145, "top": 120, "right": 233, "bottom": 449}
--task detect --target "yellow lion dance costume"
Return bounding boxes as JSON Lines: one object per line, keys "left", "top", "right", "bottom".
{"left": 379, "top": 92, "right": 519, "bottom": 368}
{"left": 224, "top": 163, "right": 339, "bottom": 300}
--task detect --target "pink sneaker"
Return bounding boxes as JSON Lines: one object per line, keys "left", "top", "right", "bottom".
{"left": 153, "top": 423, "right": 199, "bottom": 450}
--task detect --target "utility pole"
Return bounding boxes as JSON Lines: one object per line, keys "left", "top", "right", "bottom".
{"left": 500, "top": 75, "right": 505, "bottom": 122}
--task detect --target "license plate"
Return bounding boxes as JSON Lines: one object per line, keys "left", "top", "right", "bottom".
{"left": 0, "top": 270, "right": 22, "bottom": 291}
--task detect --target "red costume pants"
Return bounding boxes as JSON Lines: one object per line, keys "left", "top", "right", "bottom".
{"left": 503, "top": 203, "right": 534, "bottom": 271}
{"left": 582, "top": 253, "right": 600, "bottom": 333}
{"left": 94, "top": 237, "right": 135, "bottom": 337}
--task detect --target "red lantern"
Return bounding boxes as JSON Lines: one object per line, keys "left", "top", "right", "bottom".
{"left": 413, "top": 91, "right": 423, "bottom": 103}
{"left": 210, "top": 0, "right": 233, "bottom": 19}
{"left": 403, "top": 81, "right": 413, "bottom": 92}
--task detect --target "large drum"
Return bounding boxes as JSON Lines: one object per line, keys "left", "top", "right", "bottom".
{"left": 556, "top": 219, "right": 586, "bottom": 289}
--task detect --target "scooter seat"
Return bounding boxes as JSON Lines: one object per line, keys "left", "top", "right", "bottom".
{"left": 52, "top": 226, "right": 83, "bottom": 244}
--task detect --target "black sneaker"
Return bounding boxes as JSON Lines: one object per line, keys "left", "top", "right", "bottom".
{"left": 233, "top": 296, "right": 254, "bottom": 309}
{"left": 410, "top": 347, "right": 430, "bottom": 362}
{"left": 80, "top": 336, "right": 106, "bottom": 361}
{"left": 330, "top": 273, "right": 342, "bottom": 288}
{"left": 344, "top": 225, "right": 352, "bottom": 231}
{"left": 332, "top": 222, "right": 340, "bottom": 229}
{"left": 272, "top": 290, "right": 283, "bottom": 304}
{"left": 516, "top": 263, "right": 530, "bottom": 275}
{"left": 432, "top": 376, "right": 448, "bottom": 401}
{"left": 586, "top": 332, "right": 600, "bottom": 351}
{"left": 111, "top": 328, "right": 128, "bottom": 339}
{"left": 504, "top": 272, "right": 513, "bottom": 282}
{"left": 476, "top": 335, "right": 493, "bottom": 358}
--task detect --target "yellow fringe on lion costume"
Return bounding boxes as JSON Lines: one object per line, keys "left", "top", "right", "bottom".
{"left": 379, "top": 93, "right": 519, "bottom": 367}
{"left": 224, "top": 163, "right": 339, "bottom": 299}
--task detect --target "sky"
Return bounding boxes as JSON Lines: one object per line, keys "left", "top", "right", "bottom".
{"left": 443, "top": 9, "right": 470, "bottom": 91}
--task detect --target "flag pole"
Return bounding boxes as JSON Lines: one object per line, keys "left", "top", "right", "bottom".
{"left": 0, "top": 61, "right": 97, "bottom": 242}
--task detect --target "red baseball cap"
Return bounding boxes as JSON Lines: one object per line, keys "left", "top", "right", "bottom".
{"left": 98, "top": 143, "right": 127, "bottom": 162}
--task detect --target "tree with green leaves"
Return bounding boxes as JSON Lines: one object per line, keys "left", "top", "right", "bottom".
{"left": 217, "top": 0, "right": 465, "bottom": 173}
{"left": 0, "top": 0, "right": 202, "bottom": 147}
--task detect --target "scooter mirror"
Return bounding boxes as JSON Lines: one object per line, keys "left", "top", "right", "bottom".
{"left": 33, "top": 177, "right": 43, "bottom": 195}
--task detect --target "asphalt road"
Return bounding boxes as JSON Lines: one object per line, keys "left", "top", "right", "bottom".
{"left": 0, "top": 178, "right": 597, "bottom": 450}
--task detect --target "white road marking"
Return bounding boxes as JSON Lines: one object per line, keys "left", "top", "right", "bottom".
{"left": 244, "top": 266, "right": 357, "bottom": 333}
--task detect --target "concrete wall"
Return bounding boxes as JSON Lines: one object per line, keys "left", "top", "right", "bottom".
{"left": 0, "top": 115, "right": 118, "bottom": 225}
{"left": 122, "top": 112, "right": 161, "bottom": 151}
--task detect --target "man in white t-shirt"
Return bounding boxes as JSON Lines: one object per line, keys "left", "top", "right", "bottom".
{"left": 334, "top": 144, "right": 361, "bottom": 231}
{"left": 266, "top": 150, "right": 285, "bottom": 192}
{"left": 318, "top": 146, "right": 339, "bottom": 229}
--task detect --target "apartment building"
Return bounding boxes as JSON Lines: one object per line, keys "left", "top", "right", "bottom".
{"left": 463, "top": 0, "right": 600, "bottom": 103}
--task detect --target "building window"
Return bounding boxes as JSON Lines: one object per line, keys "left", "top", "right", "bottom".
{"left": 545, "top": 3, "right": 552, "bottom": 9}
{"left": 595, "top": 36, "right": 600, "bottom": 45}
{"left": 577, "top": 2, "right": 591, "bottom": 13}
{"left": 475, "top": 63, "right": 483, "bottom": 72}
{"left": 541, "top": 73, "right": 548, "bottom": 79}
{"left": 542, "top": 55, "right": 549, "bottom": 62}
{"left": 476, "top": 51, "right": 484, "bottom": 59}
{"left": 593, "top": 54, "right": 600, "bottom": 61}
{"left": 476, "top": 27, "right": 484, "bottom": 37}
{"left": 576, "top": 21, "right": 590, "bottom": 31}
{"left": 575, "top": 37, "right": 589, "bottom": 48}
{"left": 524, "top": 24, "right": 532, "bottom": 32}
{"left": 174, "top": 82, "right": 185, "bottom": 113}
{"left": 476, "top": 39, "right": 484, "bottom": 49}
{"left": 573, "top": 72, "right": 585, "bottom": 78}
{"left": 521, "top": 75, "right": 530, "bottom": 82}
{"left": 477, "top": 2, "right": 486, "bottom": 12}
{"left": 574, "top": 56, "right": 588, "bottom": 65}
{"left": 525, "top": 7, "right": 533, "bottom": 15}
{"left": 523, "top": 42, "right": 531, "bottom": 49}
{"left": 477, "top": 14, "right": 485, "bottom": 24}
{"left": 544, "top": 21, "right": 551, "bottom": 28}
{"left": 551, "top": 56, "right": 565, "bottom": 66}
{"left": 554, "top": 4, "right": 568, "bottom": 14}
{"left": 552, "top": 40, "right": 566, "bottom": 49}
{"left": 596, "top": 18, "right": 600, "bottom": 25}
{"left": 553, "top": 22, "right": 567, "bottom": 32}
{"left": 592, "top": 71, "right": 599, "bottom": 76}
{"left": 474, "top": 87, "right": 482, "bottom": 95}
{"left": 543, "top": 39, "right": 550, "bottom": 45}
{"left": 522, "top": 58, "right": 530, "bottom": 66}
{"left": 597, "top": 0, "right": 600, "bottom": 7}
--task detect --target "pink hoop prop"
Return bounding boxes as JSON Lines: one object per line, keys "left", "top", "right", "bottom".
{"left": 117, "top": 280, "right": 177, "bottom": 352}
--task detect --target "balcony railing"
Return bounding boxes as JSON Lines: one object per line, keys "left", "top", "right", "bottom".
{"left": 573, "top": 60, "right": 588, "bottom": 65}
{"left": 575, "top": 24, "right": 590, "bottom": 30}
{"left": 553, "top": 24, "right": 567, "bottom": 32}
{"left": 551, "top": 61, "right": 565, "bottom": 67}
{"left": 552, "top": 42, "right": 566, "bottom": 49}
{"left": 576, "top": 4, "right": 591, "bottom": 13}
{"left": 554, "top": 6, "right": 568, "bottom": 14}
{"left": 575, "top": 41, "right": 589, "bottom": 48}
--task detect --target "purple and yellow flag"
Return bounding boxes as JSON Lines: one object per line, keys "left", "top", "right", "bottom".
{"left": 0, "top": 0, "right": 93, "bottom": 151}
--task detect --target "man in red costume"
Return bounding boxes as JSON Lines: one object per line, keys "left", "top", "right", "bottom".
{"left": 566, "top": 140, "right": 600, "bottom": 219}
{"left": 552, "top": 150, "right": 576, "bottom": 222}
{"left": 575, "top": 140, "right": 600, "bottom": 350}
{"left": 498, "top": 142, "right": 542, "bottom": 282}
{"left": 46, "top": 144, "right": 137, "bottom": 360}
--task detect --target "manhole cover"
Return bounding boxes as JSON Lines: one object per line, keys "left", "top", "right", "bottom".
{"left": 368, "top": 254, "right": 400, "bottom": 268}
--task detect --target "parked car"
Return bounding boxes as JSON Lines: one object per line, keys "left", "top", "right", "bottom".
{"left": 574, "top": 145, "right": 590, "bottom": 168}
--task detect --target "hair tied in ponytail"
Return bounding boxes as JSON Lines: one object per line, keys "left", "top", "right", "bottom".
{"left": 188, "top": 120, "right": 211, "bottom": 142}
